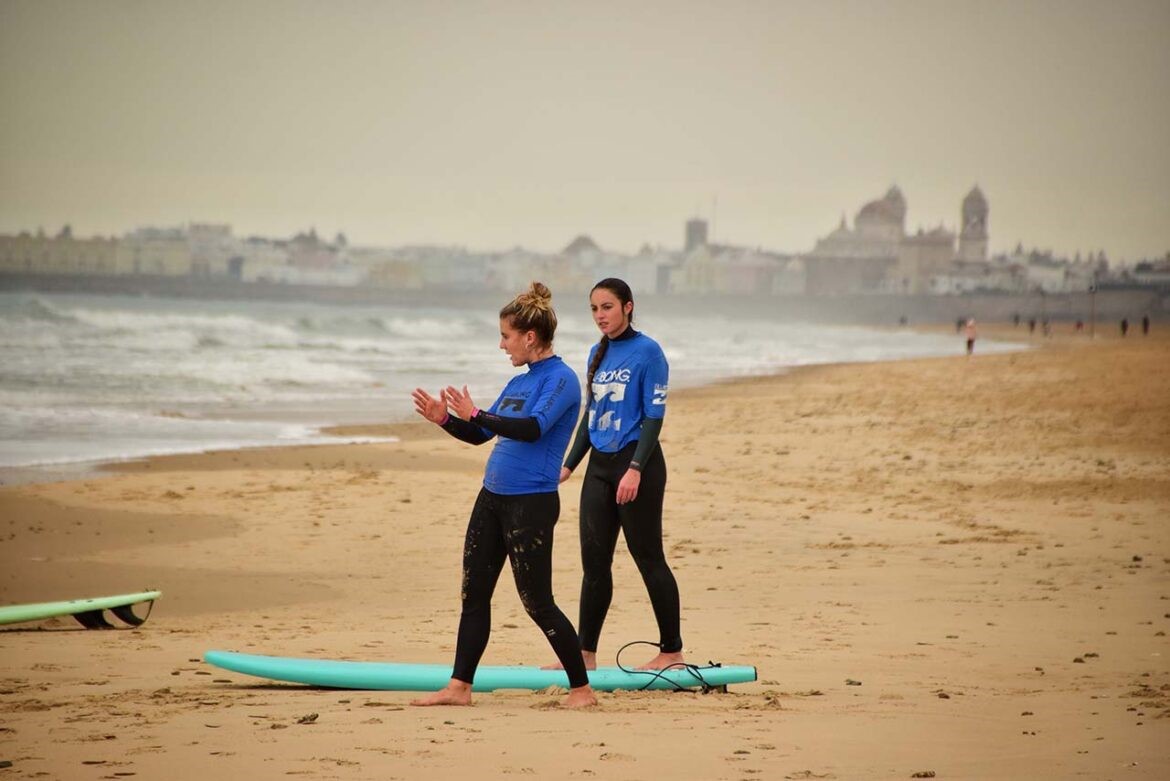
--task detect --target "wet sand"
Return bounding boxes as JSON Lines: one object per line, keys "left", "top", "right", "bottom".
{"left": 2, "top": 326, "right": 1168, "bottom": 780}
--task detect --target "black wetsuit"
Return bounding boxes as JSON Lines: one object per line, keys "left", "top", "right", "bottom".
{"left": 438, "top": 356, "right": 589, "bottom": 689}
{"left": 564, "top": 328, "right": 683, "bottom": 654}
{"left": 451, "top": 487, "right": 587, "bottom": 687}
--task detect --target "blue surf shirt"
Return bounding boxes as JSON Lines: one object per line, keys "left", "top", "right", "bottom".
{"left": 585, "top": 331, "right": 668, "bottom": 453}
{"left": 481, "top": 355, "right": 582, "bottom": 495}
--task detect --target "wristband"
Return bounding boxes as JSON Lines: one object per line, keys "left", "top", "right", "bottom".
{"left": 439, "top": 412, "right": 450, "bottom": 426}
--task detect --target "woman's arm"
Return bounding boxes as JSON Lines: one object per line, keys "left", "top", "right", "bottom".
{"left": 628, "top": 416, "right": 663, "bottom": 472}
{"left": 440, "top": 414, "right": 493, "bottom": 445}
{"left": 560, "top": 412, "right": 592, "bottom": 480}
{"left": 470, "top": 409, "right": 541, "bottom": 442}
{"left": 412, "top": 387, "right": 492, "bottom": 445}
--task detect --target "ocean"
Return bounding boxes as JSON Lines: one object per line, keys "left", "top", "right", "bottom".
{"left": 0, "top": 290, "right": 1021, "bottom": 472}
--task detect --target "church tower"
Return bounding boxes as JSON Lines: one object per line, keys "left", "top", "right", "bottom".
{"left": 958, "top": 186, "right": 988, "bottom": 261}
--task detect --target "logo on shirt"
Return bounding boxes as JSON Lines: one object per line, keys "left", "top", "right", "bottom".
{"left": 500, "top": 396, "right": 526, "bottom": 412}
{"left": 591, "top": 381, "right": 627, "bottom": 403}
{"left": 652, "top": 383, "right": 668, "bottom": 405}
{"left": 589, "top": 409, "right": 621, "bottom": 432}
{"left": 594, "top": 368, "right": 630, "bottom": 384}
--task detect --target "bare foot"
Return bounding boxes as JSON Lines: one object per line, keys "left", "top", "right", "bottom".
{"left": 563, "top": 685, "right": 598, "bottom": 709}
{"left": 410, "top": 679, "right": 472, "bottom": 706}
{"left": 541, "top": 650, "right": 598, "bottom": 671}
{"left": 638, "top": 651, "right": 686, "bottom": 670}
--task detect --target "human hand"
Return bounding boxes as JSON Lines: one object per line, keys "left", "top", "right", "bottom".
{"left": 616, "top": 468, "right": 641, "bottom": 504}
{"left": 443, "top": 384, "right": 477, "bottom": 421}
{"left": 412, "top": 388, "right": 448, "bottom": 424}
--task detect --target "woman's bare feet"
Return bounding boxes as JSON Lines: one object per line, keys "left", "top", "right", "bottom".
{"left": 540, "top": 650, "right": 598, "bottom": 671}
{"left": 410, "top": 679, "right": 472, "bottom": 706}
{"left": 638, "top": 650, "right": 686, "bottom": 670}
{"left": 563, "top": 684, "right": 598, "bottom": 708}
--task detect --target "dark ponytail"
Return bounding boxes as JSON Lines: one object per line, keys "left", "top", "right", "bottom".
{"left": 586, "top": 278, "right": 634, "bottom": 404}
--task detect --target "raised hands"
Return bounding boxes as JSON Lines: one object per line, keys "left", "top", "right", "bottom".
{"left": 413, "top": 385, "right": 479, "bottom": 424}
{"left": 442, "top": 385, "right": 477, "bottom": 421}
{"left": 412, "top": 388, "right": 448, "bottom": 424}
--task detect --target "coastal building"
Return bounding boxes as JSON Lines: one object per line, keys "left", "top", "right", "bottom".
{"left": 188, "top": 223, "right": 238, "bottom": 277}
{"left": 802, "top": 185, "right": 998, "bottom": 295}
{"left": 117, "top": 227, "right": 191, "bottom": 275}
{"left": 957, "top": 186, "right": 989, "bottom": 262}
{"left": 801, "top": 186, "right": 906, "bottom": 295}
{"left": 685, "top": 218, "right": 708, "bottom": 253}
{"left": 0, "top": 227, "right": 121, "bottom": 275}
{"left": 895, "top": 226, "right": 956, "bottom": 295}
{"left": 671, "top": 243, "right": 799, "bottom": 295}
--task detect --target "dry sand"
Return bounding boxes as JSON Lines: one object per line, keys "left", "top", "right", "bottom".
{"left": 2, "top": 326, "right": 1168, "bottom": 780}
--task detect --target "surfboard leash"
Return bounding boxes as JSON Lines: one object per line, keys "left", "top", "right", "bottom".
{"left": 613, "top": 639, "right": 724, "bottom": 693}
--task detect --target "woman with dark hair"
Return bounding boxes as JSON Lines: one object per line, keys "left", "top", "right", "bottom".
{"left": 558, "top": 278, "right": 685, "bottom": 671}
{"left": 410, "top": 281, "right": 597, "bottom": 708}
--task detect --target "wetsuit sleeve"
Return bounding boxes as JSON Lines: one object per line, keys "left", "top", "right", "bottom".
{"left": 629, "top": 416, "right": 663, "bottom": 471}
{"left": 440, "top": 414, "right": 493, "bottom": 445}
{"left": 471, "top": 410, "right": 541, "bottom": 442}
{"left": 562, "top": 411, "right": 591, "bottom": 472}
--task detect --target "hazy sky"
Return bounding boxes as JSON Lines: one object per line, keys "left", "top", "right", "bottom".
{"left": 2, "top": 0, "right": 1167, "bottom": 262}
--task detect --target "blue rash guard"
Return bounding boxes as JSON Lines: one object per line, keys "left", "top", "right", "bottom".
{"left": 477, "top": 355, "right": 581, "bottom": 495}
{"left": 586, "top": 331, "right": 668, "bottom": 453}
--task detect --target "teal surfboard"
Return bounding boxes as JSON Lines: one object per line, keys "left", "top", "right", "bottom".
{"left": 0, "top": 590, "right": 161, "bottom": 628}
{"left": 204, "top": 650, "right": 757, "bottom": 692}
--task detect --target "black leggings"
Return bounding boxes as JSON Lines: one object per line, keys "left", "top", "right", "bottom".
{"left": 578, "top": 441, "right": 683, "bottom": 654}
{"left": 452, "top": 487, "right": 589, "bottom": 689}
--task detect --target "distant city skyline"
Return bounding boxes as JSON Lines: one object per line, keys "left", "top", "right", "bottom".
{"left": 2, "top": 1, "right": 1168, "bottom": 263}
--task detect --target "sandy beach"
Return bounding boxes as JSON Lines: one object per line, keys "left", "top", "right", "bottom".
{"left": 2, "top": 326, "right": 1168, "bottom": 780}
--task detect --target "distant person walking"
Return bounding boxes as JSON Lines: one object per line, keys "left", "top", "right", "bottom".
{"left": 1141, "top": 315, "right": 1150, "bottom": 336}
{"left": 965, "top": 318, "right": 978, "bottom": 356}
{"left": 410, "top": 282, "right": 596, "bottom": 708}
{"left": 1121, "top": 318, "right": 1129, "bottom": 337}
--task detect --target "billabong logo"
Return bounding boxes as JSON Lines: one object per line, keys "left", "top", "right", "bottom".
{"left": 592, "top": 382, "right": 626, "bottom": 402}
{"left": 652, "top": 383, "right": 668, "bottom": 405}
{"left": 594, "top": 368, "right": 631, "bottom": 384}
{"left": 589, "top": 409, "right": 622, "bottom": 432}
{"left": 500, "top": 397, "right": 525, "bottom": 412}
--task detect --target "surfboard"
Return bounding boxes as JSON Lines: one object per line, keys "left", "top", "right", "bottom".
{"left": 203, "top": 650, "right": 757, "bottom": 692}
{"left": 0, "top": 590, "right": 162, "bottom": 628}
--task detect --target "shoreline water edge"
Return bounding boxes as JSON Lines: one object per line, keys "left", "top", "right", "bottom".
{"left": 0, "top": 290, "right": 1028, "bottom": 480}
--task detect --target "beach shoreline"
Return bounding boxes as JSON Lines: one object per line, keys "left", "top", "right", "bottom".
{"left": 1, "top": 328, "right": 1167, "bottom": 780}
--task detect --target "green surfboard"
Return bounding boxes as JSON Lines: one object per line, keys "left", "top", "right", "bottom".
{"left": 0, "top": 590, "right": 162, "bottom": 628}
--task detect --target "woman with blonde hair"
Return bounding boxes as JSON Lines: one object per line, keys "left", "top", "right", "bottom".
{"left": 410, "top": 282, "right": 596, "bottom": 708}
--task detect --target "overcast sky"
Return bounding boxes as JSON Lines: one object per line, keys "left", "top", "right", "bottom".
{"left": 2, "top": 0, "right": 1167, "bottom": 262}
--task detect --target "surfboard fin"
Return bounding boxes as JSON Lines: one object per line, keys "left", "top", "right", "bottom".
{"left": 73, "top": 609, "right": 115, "bottom": 629}
{"left": 72, "top": 597, "right": 156, "bottom": 629}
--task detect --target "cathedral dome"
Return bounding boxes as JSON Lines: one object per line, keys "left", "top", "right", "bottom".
{"left": 856, "top": 199, "right": 899, "bottom": 224}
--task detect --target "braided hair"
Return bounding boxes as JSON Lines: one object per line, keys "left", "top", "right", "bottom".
{"left": 586, "top": 278, "right": 634, "bottom": 403}
{"left": 499, "top": 281, "right": 558, "bottom": 347}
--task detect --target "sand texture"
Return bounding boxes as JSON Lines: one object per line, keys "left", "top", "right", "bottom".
{"left": 2, "top": 327, "right": 1168, "bottom": 780}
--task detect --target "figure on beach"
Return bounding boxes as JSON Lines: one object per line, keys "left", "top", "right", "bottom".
{"left": 1121, "top": 317, "right": 1129, "bottom": 337}
{"left": 1142, "top": 315, "right": 1150, "bottom": 335}
{"left": 557, "top": 278, "right": 685, "bottom": 671}
{"left": 965, "top": 318, "right": 978, "bottom": 355}
{"left": 410, "top": 282, "right": 597, "bottom": 708}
